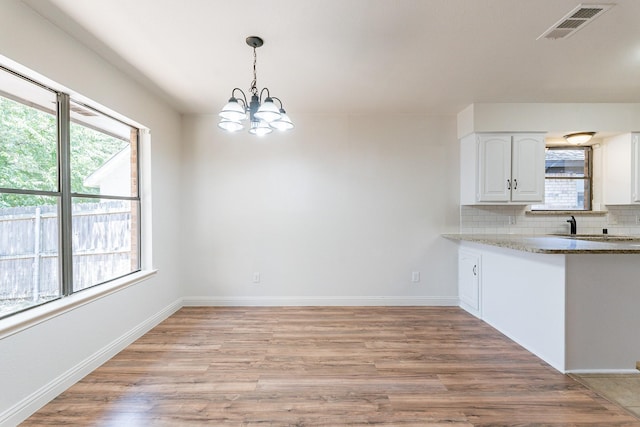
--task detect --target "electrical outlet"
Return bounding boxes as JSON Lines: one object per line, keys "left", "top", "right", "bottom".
{"left": 252, "top": 272, "right": 261, "bottom": 283}
{"left": 636, "top": 215, "right": 640, "bottom": 225}
{"left": 411, "top": 271, "right": 420, "bottom": 283}
{"left": 508, "top": 216, "right": 516, "bottom": 225}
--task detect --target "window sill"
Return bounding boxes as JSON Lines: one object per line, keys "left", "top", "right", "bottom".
{"left": 0, "top": 269, "right": 157, "bottom": 340}
{"left": 525, "top": 210, "right": 608, "bottom": 216}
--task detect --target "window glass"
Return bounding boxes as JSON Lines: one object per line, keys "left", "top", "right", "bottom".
{"left": 70, "top": 101, "right": 136, "bottom": 197}
{"left": 532, "top": 147, "right": 592, "bottom": 211}
{"left": 0, "top": 194, "right": 60, "bottom": 317}
{"left": 545, "top": 149, "right": 587, "bottom": 177}
{"left": 0, "top": 71, "right": 58, "bottom": 192}
{"left": 0, "top": 65, "right": 143, "bottom": 320}
{"left": 71, "top": 198, "right": 139, "bottom": 292}
{"left": 540, "top": 178, "right": 589, "bottom": 210}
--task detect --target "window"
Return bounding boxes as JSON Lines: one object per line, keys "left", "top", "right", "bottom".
{"left": 531, "top": 147, "right": 592, "bottom": 211}
{"left": 0, "top": 66, "right": 141, "bottom": 319}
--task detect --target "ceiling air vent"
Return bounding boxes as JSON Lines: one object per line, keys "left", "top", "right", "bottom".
{"left": 538, "top": 3, "right": 613, "bottom": 40}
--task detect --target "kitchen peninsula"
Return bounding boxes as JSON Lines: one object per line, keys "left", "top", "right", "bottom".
{"left": 445, "top": 234, "right": 640, "bottom": 373}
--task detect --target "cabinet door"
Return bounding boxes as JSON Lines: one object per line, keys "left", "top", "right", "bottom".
{"left": 633, "top": 134, "right": 640, "bottom": 203}
{"left": 459, "top": 250, "right": 480, "bottom": 317}
{"left": 477, "top": 135, "right": 511, "bottom": 202}
{"left": 511, "top": 134, "right": 545, "bottom": 202}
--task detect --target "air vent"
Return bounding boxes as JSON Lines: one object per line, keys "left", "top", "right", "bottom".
{"left": 538, "top": 3, "right": 613, "bottom": 40}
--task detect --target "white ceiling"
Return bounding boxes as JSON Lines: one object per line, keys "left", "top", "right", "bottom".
{"left": 23, "top": 0, "right": 640, "bottom": 116}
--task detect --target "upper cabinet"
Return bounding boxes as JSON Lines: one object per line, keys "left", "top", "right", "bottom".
{"left": 603, "top": 133, "right": 640, "bottom": 204}
{"left": 460, "top": 133, "right": 545, "bottom": 205}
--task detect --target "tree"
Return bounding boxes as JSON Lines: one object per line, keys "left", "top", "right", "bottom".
{"left": 0, "top": 97, "right": 127, "bottom": 208}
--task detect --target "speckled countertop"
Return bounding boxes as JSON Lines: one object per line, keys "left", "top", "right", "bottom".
{"left": 443, "top": 234, "right": 640, "bottom": 254}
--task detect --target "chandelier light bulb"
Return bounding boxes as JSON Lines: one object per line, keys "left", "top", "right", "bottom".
{"left": 249, "top": 120, "right": 273, "bottom": 136}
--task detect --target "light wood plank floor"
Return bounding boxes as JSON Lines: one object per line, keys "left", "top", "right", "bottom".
{"left": 23, "top": 307, "right": 640, "bottom": 426}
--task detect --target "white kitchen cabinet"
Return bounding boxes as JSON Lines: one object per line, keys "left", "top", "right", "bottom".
{"left": 461, "top": 133, "right": 545, "bottom": 204}
{"left": 458, "top": 248, "right": 481, "bottom": 318}
{"left": 603, "top": 133, "right": 640, "bottom": 204}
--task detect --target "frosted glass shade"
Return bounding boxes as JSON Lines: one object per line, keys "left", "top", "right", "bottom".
{"left": 254, "top": 98, "right": 281, "bottom": 122}
{"left": 564, "top": 132, "right": 595, "bottom": 145}
{"left": 219, "top": 98, "right": 247, "bottom": 121}
{"left": 270, "top": 111, "right": 294, "bottom": 131}
{"left": 218, "top": 119, "right": 244, "bottom": 132}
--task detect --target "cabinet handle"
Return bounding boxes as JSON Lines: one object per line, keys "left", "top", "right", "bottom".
{"left": 507, "top": 179, "right": 511, "bottom": 190}
{"left": 472, "top": 265, "right": 477, "bottom": 276}
{"left": 513, "top": 179, "right": 518, "bottom": 190}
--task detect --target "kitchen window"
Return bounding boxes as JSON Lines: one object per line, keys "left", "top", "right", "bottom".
{"left": 0, "top": 65, "right": 141, "bottom": 319}
{"left": 531, "top": 146, "right": 592, "bottom": 211}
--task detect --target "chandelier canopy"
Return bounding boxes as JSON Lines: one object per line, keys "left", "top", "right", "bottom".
{"left": 218, "top": 36, "right": 294, "bottom": 136}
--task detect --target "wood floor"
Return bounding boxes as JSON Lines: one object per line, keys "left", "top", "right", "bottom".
{"left": 23, "top": 307, "right": 640, "bottom": 426}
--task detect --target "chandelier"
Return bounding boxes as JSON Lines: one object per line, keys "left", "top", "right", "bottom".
{"left": 218, "top": 36, "right": 294, "bottom": 136}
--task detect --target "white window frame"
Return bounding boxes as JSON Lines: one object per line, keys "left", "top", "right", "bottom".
{"left": 0, "top": 61, "right": 154, "bottom": 334}
{"left": 532, "top": 146, "right": 593, "bottom": 211}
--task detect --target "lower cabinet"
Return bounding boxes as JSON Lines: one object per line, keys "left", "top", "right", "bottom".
{"left": 458, "top": 248, "right": 481, "bottom": 318}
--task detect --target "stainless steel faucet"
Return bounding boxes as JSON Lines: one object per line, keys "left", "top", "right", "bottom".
{"left": 567, "top": 215, "right": 577, "bottom": 235}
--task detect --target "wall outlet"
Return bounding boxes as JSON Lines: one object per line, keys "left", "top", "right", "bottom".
{"left": 252, "top": 272, "right": 261, "bottom": 283}
{"left": 411, "top": 271, "right": 420, "bottom": 283}
{"left": 637, "top": 215, "right": 640, "bottom": 225}
{"left": 508, "top": 216, "right": 516, "bottom": 225}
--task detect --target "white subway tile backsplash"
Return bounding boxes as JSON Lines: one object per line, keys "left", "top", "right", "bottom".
{"left": 460, "top": 205, "right": 640, "bottom": 236}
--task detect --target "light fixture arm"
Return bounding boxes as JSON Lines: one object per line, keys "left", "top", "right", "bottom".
{"left": 259, "top": 87, "right": 272, "bottom": 103}
{"left": 230, "top": 87, "right": 248, "bottom": 110}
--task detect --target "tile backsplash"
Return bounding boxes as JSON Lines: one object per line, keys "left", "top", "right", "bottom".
{"left": 460, "top": 205, "right": 640, "bottom": 236}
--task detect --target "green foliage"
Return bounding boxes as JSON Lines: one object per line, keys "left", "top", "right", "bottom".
{"left": 0, "top": 97, "right": 127, "bottom": 208}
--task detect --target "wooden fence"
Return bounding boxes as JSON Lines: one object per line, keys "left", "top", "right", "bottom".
{"left": 0, "top": 201, "right": 134, "bottom": 306}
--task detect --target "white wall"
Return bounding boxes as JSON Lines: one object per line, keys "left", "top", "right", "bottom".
{"left": 0, "top": 1, "right": 182, "bottom": 424}
{"left": 180, "top": 114, "right": 460, "bottom": 305}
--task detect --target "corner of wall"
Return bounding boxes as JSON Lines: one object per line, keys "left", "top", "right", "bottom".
{"left": 457, "top": 104, "right": 474, "bottom": 139}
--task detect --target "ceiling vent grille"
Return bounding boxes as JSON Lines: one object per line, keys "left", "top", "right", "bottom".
{"left": 538, "top": 3, "right": 613, "bottom": 40}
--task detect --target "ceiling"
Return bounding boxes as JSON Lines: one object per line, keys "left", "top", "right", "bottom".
{"left": 23, "top": 0, "right": 640, "bottom": 116}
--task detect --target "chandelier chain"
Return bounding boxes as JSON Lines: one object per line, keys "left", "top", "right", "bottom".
{"left": 250, "top": 47, "right": 258, "bottom": 96}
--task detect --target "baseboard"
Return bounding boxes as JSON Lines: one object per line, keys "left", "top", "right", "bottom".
{"left": 0, "top": 298, "right": 182, "bottom": 427}
{"left": 181, "top": 295, "right": 459, "bottom": 307}
{"left": 566, "top": 369, "right": 640, "bottom": 374}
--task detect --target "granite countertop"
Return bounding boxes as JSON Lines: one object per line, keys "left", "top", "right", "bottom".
{"left": 443, "top": 234, "right": 640, "bottom": 254}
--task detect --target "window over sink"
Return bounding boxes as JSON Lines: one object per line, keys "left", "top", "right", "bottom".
{"left": 531, "top": 146, "right": 592, "bottom": 211}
